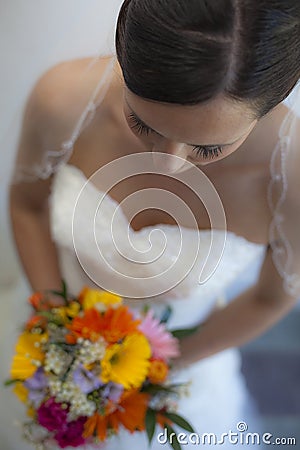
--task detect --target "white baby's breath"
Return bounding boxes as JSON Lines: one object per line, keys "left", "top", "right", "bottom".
{"left": 78, "top": 338, "right": 106, "bottom": 365}
{"left": 68, "top": 394, "right": 96, "bottom": 420}
{"left": 44, "top": 345, "right": 72, "bottom": 376}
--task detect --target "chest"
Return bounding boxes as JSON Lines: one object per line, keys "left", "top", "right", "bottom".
{"left": 68, "top": 110, "right": 272, "bottom": 245}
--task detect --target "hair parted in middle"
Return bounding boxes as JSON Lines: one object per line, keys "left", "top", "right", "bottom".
{"left": 116, "top": 0, "right": 300, "bottom": 117}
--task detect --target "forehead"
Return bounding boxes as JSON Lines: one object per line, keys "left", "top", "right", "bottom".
{"left": 125, "top": 88, "right": 256, "bottom": 145}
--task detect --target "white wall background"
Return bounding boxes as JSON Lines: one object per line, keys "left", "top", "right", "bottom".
{"left": 0, "top": 0, "right": 123, "bottom": 287}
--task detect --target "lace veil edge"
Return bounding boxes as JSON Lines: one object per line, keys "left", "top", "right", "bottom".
{"left": 10, "top": 54, "right": 117, "bottom": 185}
{"left": 267, "top": 82, "right": 300, "bottom": 300}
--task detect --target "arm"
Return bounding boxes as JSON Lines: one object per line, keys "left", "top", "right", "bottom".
{"left": 10, "top": 179, "right": 63, "bottom": 293}
{"left": 177, "top": 244, "right": 298, "bottom": 366}
{"left": 10, "top": 56, "right": 121, "bottom": 298}
{"left": 9, "top": 65, "right": 71, "bottom": 298}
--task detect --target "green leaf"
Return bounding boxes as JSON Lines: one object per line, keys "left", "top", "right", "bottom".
{"left": 38, "top": 311, "right": 65, "bottom": 326}
{"left": 61, "top": 279, "right": 68, "bottom": 301}
{"left": 49, "top": 290, "right": 63, "bottom": 297}
{"left": 48, "top": 279, "right": 68, "bottom": 305}
{"left": 141, "top": 304, "right": 151, "bottom": 315}
{"left": 3, "top": 379, "right": 22, "bottom": 387}
{"left": 141, "top": 383, "right": 181, "bottom": 395}
{"left": 39, "top": 311, "right": 56, "bottom": 319}
{"left": 165, "top": 424, "right": 181, "bottom": 450}
{"left": 170, "top": 325, "right": 201, "bottom": 339}
{"left": 164, "top": 412, "right": 195, "bottom": 433}
{"left": 160, "top": 305, "right": 173, "bottom": 324}
{"left": 145, "top": 408, "right": 156, "bottom": 445}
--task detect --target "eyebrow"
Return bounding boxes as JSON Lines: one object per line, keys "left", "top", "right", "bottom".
{"left": 126, "top": 101, "right": 243, "bottom": 148}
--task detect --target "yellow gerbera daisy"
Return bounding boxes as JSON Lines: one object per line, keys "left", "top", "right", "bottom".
{"left": 10, "top": 332, "right": 47, "bottom": 380}
{"left": 13, "top": 382, "right": 28, "bottom": 403}
{"left": 101, "top": 334, "right": 151, "bottom": 389}
{"left": 79, "top": 288, "right": 122, "bottom": 312}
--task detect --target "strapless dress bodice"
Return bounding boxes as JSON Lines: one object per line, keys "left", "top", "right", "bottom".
{"left": 49, "top": 164, "right": 267, "bottom": 329}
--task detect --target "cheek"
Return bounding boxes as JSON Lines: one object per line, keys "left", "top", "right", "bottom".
{"left": 222, "top": 131, "right": 255, "bottom": 159}
{"left": 229, "top": 133, "right": 253, "bottom": 154}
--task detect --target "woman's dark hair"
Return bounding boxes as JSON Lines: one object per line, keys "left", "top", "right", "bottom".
{"left": 116, "top": 0, "right": 300, "bottom": 117}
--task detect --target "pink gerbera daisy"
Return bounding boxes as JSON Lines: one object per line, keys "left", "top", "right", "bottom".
{"left": 138, "top": 311, "right": 180, "bottom": 361}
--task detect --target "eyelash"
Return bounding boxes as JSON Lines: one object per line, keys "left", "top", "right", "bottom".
{"left": 128, "top": 113, "right": 223, "bottom": 159}
{"left": 128, "top": 113, "right": 151, "bottom": 136}
{"left": 192, "top": 145, "right": 223, "bottom": 160}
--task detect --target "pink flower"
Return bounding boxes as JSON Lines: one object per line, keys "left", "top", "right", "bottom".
{"left": 54, "top": 416, "right": 87, "bottom": 448}
{"left": 37, "top": 398, "right": 68, "bottom": 432}
{"left": 139, "top": 311, "right": 180, "bottom": 361}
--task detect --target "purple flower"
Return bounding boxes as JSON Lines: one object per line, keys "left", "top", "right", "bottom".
{"left": 24, "top": 368, "right": 48, "bottom": 407}
{"left": 102, "top": 382, "right": 123, "bottom": 403}
{"left": 73, "top": 365, "right": 102, "bottom": 394}
{"left": 37, "top": 398, "right": 68, "bottom": 432}
{"left": 54, "top": 416, "right": 86, "bottom": 448}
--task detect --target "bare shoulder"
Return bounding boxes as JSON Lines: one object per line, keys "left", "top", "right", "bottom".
{"left": 26, "top": 56, "right": 114, "bottom": 139}
{"left": 11, "top": 56, "right": 114, "bottom": 198}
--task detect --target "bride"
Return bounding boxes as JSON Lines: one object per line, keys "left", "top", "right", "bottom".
{"left": 3, "top": 0, "right": 300, "bottom": 448}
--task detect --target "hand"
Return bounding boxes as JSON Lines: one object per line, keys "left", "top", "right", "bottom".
{"left": 29, "top": 290, "right": 67, "bottom": 311}
{"left": 47, "top": 294, "right": 67, "bottom": 308}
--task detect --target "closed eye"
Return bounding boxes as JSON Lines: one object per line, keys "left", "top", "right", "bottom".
{"left": 128, "top": 111, "right": 224, "bottom": 160}
{"left": 128, "top": 113, "right": 152, "bottom": 136}
{"left": 192, "top": 145, "right": 223, "bottom": 160}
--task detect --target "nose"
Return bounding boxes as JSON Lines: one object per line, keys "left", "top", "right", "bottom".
{"left": 151, "top": 140, "right": 189, "bottom": 173}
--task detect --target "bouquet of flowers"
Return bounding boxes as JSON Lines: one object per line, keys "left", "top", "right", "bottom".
{"left": 5, "top": 282, "right": 195, "bottom": 450}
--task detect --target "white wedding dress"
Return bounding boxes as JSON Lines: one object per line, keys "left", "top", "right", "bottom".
{"left": 8, "top": 56, "right": 300, "bottom": 450}
{"left": 0, "top": 161, "right": 267, "bottom": 450}
{"left": 51, "top": 164, "right": 266, "bottom": 449}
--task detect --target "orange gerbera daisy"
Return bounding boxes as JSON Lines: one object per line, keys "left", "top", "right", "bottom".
{"left": 68, "top": 306, "right": 140, "bottom": 344}
{"left": 116, "top": 389, "right": 149, "bottom": 432}
{"left": 148, "top": 359, "right": 169, "bottom": 384}
{"left": 67, "top": 308, "right": 103, "bottom": 342}
{"left": 83, "top": 390, "right": 149, "bottom": 441}
{"left": 96, "top": 306, "right": 141, "bottom": 344}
